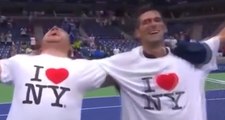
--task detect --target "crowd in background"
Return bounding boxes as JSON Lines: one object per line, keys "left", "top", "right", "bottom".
{"left": 0, "top": 8, "right": 224, "bottom": 59}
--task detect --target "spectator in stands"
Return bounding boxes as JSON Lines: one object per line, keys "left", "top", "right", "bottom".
{"left": 89, "top": 34, "right": 96, "bottom": 48}
{"left": 25, "top": 47, "right": 32, "bottom": 54}
{"left": 30, "top": 42, "right": 41, "bottom": 55}
{"left": 69, "top": 19, "right": 76, "bottom": 32}
{"left": 89, "top": 34, "right": 95, "bottom": 42}
{"left": 0, "top": 33, "right": 5, "bottom": 44}
{"left": 173, "top": 33, "right": 180, "bottom": 41}
{"left": 164, "top": 36, "right": 177, "bottom": 49}
{"left": 91, "top": 47, "right": 106, "bottom": 59}
{"left": 74, "top": 19, "right": 80, "bottom": 29}
{"left": 20, "top": 27, "right": 27, "bottom": 37}
{"left": 120, "top": 31, "right": 126, "bottom": 39}
{"left": 0, "top": 15, "right": 7, "bottom": 27}
{"left": 72, "top": 40, "right": 81, "bottom": 50}
{"left": 10, "top": 41, "right": 17, "bottom": 56}
{"left": 30, "top": 36, "right": 36, "bottom": 50}
{"left": 20, "top": 46, "right": 26, "bottom": 54}
{"left": 7, "top": 18, "right": 13, "bottom": 29}
{"left": 6, "top": 31, "right": 12, "bottom": 45}
{"left": 61, "top": 17, "right": 70, "bottom": 33}
{"left": 72, "top": 49, "right": 82, "bottom": 59}
{"left": 27, "top": 24, "right": 34, "bottom": 36}
{"left": 69, "top": 31, "right": 75, "bottom": 44}
{"left": 184, "top": 32, "right": 191, "bottom": 42}
{"left": 179, "top": 31, "right": 185, "bottom": 41}
{"left": 30, "top": 37, "right": 36, "bottom": 45}
{"left": 113, "top": 47, "right": 120, "bottom": 54}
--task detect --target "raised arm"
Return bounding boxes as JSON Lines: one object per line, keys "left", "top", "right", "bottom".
{"left": 172, "top": 21, "right": 225, "bottom": 65}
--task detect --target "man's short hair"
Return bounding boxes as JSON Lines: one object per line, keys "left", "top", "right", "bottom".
{"left": 134, "top": 4, "right": 164, "bottom": 29}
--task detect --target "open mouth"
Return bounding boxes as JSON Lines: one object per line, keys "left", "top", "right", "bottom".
{"left": 50, "top": 32, "right": 58, "bottom": 36}
{"left": 149, "top": 30, "right": 160, "bottom": 35}
{"left": 46, "top": 40, "right": 60, "bottom": 43}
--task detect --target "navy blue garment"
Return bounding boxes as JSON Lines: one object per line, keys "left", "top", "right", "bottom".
{"left": 171, "top": 41, "right": 212, "bottom": 65}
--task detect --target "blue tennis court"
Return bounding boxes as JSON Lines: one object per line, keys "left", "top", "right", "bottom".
{"left": 1, "top": 89, "right": 225, "bottom": 120}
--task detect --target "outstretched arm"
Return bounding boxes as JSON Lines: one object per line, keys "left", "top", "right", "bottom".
{"left": 172, "top": 21, "right": 225, "bottom": 65}
{"left": 0, "top": 57, "right": 15, "bottom": 84}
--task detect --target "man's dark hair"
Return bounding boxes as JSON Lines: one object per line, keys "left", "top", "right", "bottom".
{"left": 134, "top": 4, "right": 164, "bottom": 29}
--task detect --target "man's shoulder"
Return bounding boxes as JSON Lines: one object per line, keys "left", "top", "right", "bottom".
{"left": 72, "top": 58, "right": 94, "bottom": 66}
{"left": 97, "top": 46, "right": 141, "bottom": 65}
{"left": 71, "top": 59, "right": 104, "bottom": 71}
{"left": 10, "top": 54, "right": 30, "bottom": 59}
{"left": 112, "top": 46, "right": 141, "bottom": 58}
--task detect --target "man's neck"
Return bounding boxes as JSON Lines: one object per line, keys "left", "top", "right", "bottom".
{"left": 142, "top": 42, "right": 167, "bottom": 58}
{"left": 41, "top": 49, "right": 68, "bottom": 58}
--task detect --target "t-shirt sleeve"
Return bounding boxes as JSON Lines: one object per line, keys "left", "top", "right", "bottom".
{"left": 81, "top": 60, "right": 107, "bottom": 90}
{"left": 94, "top": 54, "right": 126, "bottom": 85}
{"left": 0, "top": 57, "right": 15, "bottom": 84}
{"left": 200, "top": 36, "right": 220, "bottom": 72}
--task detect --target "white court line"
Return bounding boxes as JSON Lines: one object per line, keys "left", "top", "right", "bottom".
{"left": 207, "top": 78, "right": 225, "bottom": 84}
{"left": 206, "top": 78, "right": 225, "bottom": 84}
{"left": 0, "top": 96, "right": 120, "bottom": 105}
{"left": 84, "top": 95, "right": 119, "bottom": 99}
{"left": 207, "top": 78, "right": 225, "bottom": 81}
{"left": 2, "top": 97, "right": 225, "bottom": 116}
{"left": 207, "top": 89, "right": 225, "bottom": 92}
{"left": 82, "top": 105, "right": 121, "bottom": 111}
{"left": 0, "top": 102, "right": 11, "bottom": 105}
{"left": 0, "top": 114, "right": 7, "bottom": 117}
{"left": 207, "top": 77, "right": 225, "bottom": 82}
{"left": 0, "top": 105, "right": 122, "bottom": 116}
{"left": 207, "top": 97, "right": 225, "bottom": 101}
{"left": 0, "top": 78, "right": 225, "bottom": 106}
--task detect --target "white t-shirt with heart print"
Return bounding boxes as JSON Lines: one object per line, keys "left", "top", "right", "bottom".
{"left": 97, "top": 36, "right": 220, "bottom": 120}
{"left": 0, "top": 54, "right": 106, "bottom": 120}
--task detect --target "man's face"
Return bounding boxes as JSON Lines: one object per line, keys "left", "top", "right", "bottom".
{"left": 135, "top": 10, "right": 167, "bottom": 44}
{"left": 42, "top": 26, "right": 69, "bottom": 44}
{"left": 41, "top": 26, "right": 70, "bottom": 52}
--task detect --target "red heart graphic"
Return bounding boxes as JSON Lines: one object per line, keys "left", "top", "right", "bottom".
{"left": 46, "top": 68, "right": 69, "bottom": 84}
{"left": 156, "top": 73, "right": 178, "bottom": 91}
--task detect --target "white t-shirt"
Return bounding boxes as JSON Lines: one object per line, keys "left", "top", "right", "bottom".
{"left": 0, "top": 54, "right": 106, "bottom": 120}
{"left": 97, "top": 36, "right": 220, "bottom": 120}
